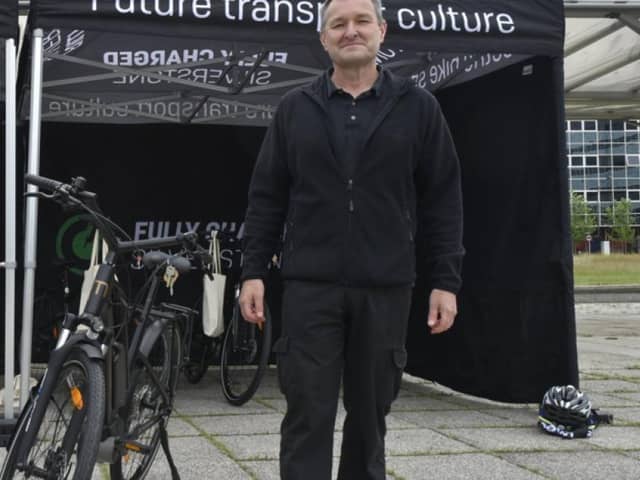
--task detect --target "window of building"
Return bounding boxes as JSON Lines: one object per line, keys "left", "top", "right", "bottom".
{"left": 600, "top": 191, "right": 612, "bottom": 201}
{"left": 612, "top": 120, "right": 625, "bottom": 131}
{"left": 566, "top": 119, "right": 640, "bottom": 228}
{"left": 611, "top": 144, "right": 626, "bottom": 154}
{"left": 599, "top": 131, "right": 612, "bottom": 142}
{"left": 612, "top": 132, "right": 625, "bottom": 143}
{"left": 571, "top": 178, "right": 585, "bottom": 190}
{"left": 569, "top": 144, "right": 584, "bottom": 155}
{"left": 614, "top": 190, "right": 627, "bottom": 201}
{"left": 613, "top": 155, "right": 626, "bottom": 166}
{"left": 569, "top": 132, "right": 583, "bottom": 144}
{"left": 584, "top": 131, "right": 597, "bottom": 143}
{"left": 570, "top": 156, "right": 583, "bottom": 166}
{"left": 598, "top": 120, "right": 611, "bottom": 131}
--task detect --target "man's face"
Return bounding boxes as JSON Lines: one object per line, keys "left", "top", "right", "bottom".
{"left": 320, "top": 0, "right": 386, "bottom": 69}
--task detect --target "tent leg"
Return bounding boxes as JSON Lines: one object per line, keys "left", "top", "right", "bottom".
{"left": 3, "top": 38, "right": 16, "bottom": 420}
{"left": 20, "top": 29, "right": 44, "bottom": 408}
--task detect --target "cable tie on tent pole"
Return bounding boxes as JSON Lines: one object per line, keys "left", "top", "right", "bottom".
{"left": 183, "top": 52, "right": 241, "bottom": 124}
{"left": 231, "top": 49, "right": 269, "bottom": 95}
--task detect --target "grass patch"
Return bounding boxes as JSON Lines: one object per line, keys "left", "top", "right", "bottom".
{"left": 573, "top": 254, "right": 640, "bottom": 285}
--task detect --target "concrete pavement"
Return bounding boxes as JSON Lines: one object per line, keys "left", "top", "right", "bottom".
{"left": 2, "top": 302, "right": 639, "bottom": 479}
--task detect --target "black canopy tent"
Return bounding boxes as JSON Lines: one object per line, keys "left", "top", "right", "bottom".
{"left": 1, "top": 0, "right": 18, "bottom": 438}
{"left": 17, "top": 0, "right": 576, "bottom": 403}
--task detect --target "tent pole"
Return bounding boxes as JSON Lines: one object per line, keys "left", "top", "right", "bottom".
{"left": 3, "top": 38, "right": 17, "bottom": 420}
{"left": 20, "top": 29, "right": 44, "bottom": 408}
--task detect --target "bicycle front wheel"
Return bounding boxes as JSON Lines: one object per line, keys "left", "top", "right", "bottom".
{"left": 0, "top": 349, "right": 105, "bottom": 480}
{"left": 111, "top": 324, "right": 181, "bottom": 480}
{"left": 220, "top": 302, "right": 272, "bottom": 406}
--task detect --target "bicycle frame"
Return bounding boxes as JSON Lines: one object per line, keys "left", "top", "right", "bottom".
{"left": 13, "top": 175, "right": 211, "bottom": 474}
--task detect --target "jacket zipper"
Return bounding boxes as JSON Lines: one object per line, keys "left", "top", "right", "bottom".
{"left": 345, "top": 179, "right": 354, "bottom": 284}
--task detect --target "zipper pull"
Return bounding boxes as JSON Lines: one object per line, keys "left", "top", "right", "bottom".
{"left": 349, "top": 199, "right": 354, "bottom": 212}
{"left": 347, "top": 179, "right": 353, "bottom": 191}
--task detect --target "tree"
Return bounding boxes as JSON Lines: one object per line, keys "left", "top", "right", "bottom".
{"left": 605, "top": 198, "right": 635, "bottom": 253}
{"left": 570, "top": 193, "right": 597, "bottom": 253}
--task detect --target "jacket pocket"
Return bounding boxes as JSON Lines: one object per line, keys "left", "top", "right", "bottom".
{"left": 281, "top": 209, "right": 296, "bottom": 270}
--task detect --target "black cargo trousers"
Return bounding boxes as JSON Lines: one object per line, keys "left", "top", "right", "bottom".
{"left": 272, "top": 280, "right": 412, "bottom": 480}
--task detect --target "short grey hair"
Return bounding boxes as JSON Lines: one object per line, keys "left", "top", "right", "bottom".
{"left": 320, "top": 0, "right": 385, "bottom": 31}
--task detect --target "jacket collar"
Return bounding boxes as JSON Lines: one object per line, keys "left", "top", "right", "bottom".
{"left": 303, "top": 67, "right": 412, "bottom": 105}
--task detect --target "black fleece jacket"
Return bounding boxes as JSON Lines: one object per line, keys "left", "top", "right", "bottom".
{"left": 242, "top": 69, "right": 464, "bottom": 293}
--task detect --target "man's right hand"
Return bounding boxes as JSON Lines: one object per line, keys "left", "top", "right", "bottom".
{"left": 239, "top": 279, "right": 266, "bottom": 324}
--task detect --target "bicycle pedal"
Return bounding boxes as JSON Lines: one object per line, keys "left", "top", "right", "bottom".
{"left": 124, "top": 440, "right": 152, "bottom": 454}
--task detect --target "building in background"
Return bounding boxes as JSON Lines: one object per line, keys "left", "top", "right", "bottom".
{"left": 567, "top": 119, "right": 640, "bottom": 240}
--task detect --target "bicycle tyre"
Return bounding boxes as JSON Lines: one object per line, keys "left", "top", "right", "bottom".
{"left": 220, "top": 302, "right": 272, "bottom": 406}
{"left": 110, "top": 324, "right": 181, "bottom": 480}
{"left": 0, "top": 349, "right": 105, "bottom": 480}
{"left": 0, "top": 397, "right": 32, "bottom": 479}
{"left": 182, "top": 340, "right": 210, "bottom": 384}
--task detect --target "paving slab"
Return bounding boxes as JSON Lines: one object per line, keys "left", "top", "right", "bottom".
{"left": 195, "top": 413, "right": 284, "bottom": 435}
{"left": 167, "top": 416, "right": 200, "bottom": 436}
{"left": 584, "top": 426, "right": 640, "bottom": 450}
{"left": 391, "top": 409, "right": 519, "bottom": 429}
{"left": 442, "top": 426, "right": 598, "bottom": 452}
{"left": 145, "top": 435, "right": 251, "bottom": 479}
{"left": 579, "top": 378, "right": 640, "bottom": 393}
{"left": 385, "top": 428, "right": 476, "bottom": 455}
{"left": 390, "top": 395, "right": 469, "bottom": 412}
{"left": 474, "top": 407, "right": 540, "bottom": 427}
{"left": 501, "top": 451, "right": 640, "bottom": 480}
{"left": 585, "top": 392, "right": 640, "bottom": 408}
{"left": 173, "top": 394, "right": 274, "bottom": 416}
{"left": 386, "top": 453, "right": 544, "bottom": 480}
{"left": 600, "top": 407, "right": 640, "bottom": 425}
{"left": 240, "top": 459, "right": 342, "bottom": 480}
{"left": 217, "top": 432, "right": 344, "bottom": 460}
{"left": 608, "top": 391, "right": 640, "bottom": 403}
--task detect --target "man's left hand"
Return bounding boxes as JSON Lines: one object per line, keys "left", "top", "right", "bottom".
{"left": 427, "top": 289, "right": 457, "bottom": 334}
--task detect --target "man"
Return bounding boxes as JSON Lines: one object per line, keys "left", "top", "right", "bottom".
{"left": 239, "top": 0, "right": 464, "bottom": 478}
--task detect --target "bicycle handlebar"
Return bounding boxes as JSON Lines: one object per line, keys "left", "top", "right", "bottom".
{"left": 117, "top": 233, "right": 196, "bottom": 254}
{"left": 25, "top": 174, "right": 212, "bottom": 266}
{"left": 25, "top": 173, "right": 64, "bottom": 192}
{"left": 25, "top": 174, "right": 98, "bottom": 202}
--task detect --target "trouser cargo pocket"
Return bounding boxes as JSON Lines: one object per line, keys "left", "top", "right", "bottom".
{"left": 392, "top": 348, "right": 408, "bottom": 401}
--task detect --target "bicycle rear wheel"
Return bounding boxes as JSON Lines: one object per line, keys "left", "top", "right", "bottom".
{"left": 220, "top": 302, "right": 272, "bottom": 406}
{"left": 0, "top": 349, "right": 105, "bottom": 480}
{"left": 110, "top": 324, "right": 181, "bottom": 480}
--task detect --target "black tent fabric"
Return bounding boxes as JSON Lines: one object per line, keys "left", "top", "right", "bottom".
{"left": 0, "top": 0, "right": 18, "bottom": 40}
{"left": 21, "top": 0, "right": 563, "bottom": 125}
{"left": 18, "top": 0, "right": 578, "bottom": 402}
{"left": 0, "top": 0, "right": 18, "bottom": 99}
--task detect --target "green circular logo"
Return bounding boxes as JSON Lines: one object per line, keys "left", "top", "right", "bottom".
{"left": 55, "top": 215, "right": 95, "bottom": 276}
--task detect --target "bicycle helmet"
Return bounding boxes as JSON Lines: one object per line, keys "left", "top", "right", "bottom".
{"left": 538, "top": 385, "right": 612, "bottom": 439}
